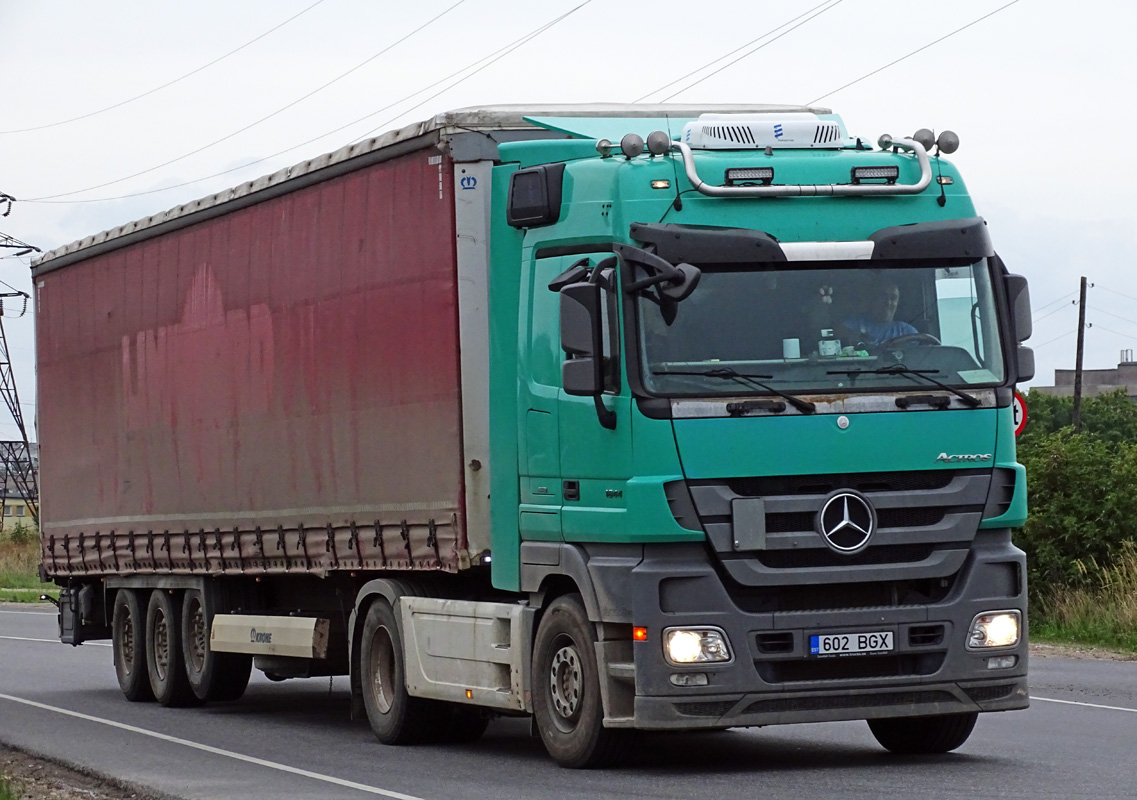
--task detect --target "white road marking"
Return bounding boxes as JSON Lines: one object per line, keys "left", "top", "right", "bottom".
{"left": 0, "top": 635, "right": 111, "bottom": 647}
{"left": 1032, "top": 696, "right": 1137, "bottom": 714}
{"left": 0, "top": 693, "right": 427, "bottom": 800}
{"left": 0, "top": 609, "right": 56, "bottom": 615}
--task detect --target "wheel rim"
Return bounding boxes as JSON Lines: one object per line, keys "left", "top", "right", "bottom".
{"left": 549, "top": 637, "right": 583, "bottom": 730}
{"left": 367, "top": 624, "right": 396, "bottom": 714}
{"left": 153, "top": 609, "right": 170, "bottom": 681}
{"left": 187, "top": 599, "right": 206, "bottom": 674}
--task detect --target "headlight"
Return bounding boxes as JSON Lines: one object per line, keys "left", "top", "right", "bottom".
{"left": 664, "top": 627, "right": 733, "bottom": 665}
{"left": 967, "top": 610, "right": 1021, "bottom": 649}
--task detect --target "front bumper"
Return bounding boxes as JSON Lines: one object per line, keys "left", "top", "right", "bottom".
{"left": 619, "top": 532, "right": 1029, "bottom": 730}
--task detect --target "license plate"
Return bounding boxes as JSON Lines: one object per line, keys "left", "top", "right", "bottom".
{"left": 810, "top": 631, "right": 894, "bottom": 657}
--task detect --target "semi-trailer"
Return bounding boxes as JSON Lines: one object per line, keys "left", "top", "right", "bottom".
{"left": 35, "top": 104, "right": 1033, "bottom": 767}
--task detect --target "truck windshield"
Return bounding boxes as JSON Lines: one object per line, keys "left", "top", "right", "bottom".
{"left": 636, "top": 259, "right": 1006, "bottom": 398}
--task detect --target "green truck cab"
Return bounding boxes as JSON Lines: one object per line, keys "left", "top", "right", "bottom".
{"left": 490, "top": 109, "right": 1030, "bottom": 764}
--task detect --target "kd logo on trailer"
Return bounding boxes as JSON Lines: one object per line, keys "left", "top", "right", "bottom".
{"left": 460, "top": 176, "right": 477, "bottom": 190}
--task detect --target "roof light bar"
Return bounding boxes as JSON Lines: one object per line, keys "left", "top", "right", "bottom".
{"left": 851, "top": 166, "right": 899, "bottom": 184}
{"left": 725, "top": 167, "right": 774, "bottom": 186}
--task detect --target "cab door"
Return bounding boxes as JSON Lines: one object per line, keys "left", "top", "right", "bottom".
{"left": 517, "top": 255, "right": 566, "bottom": 542}
{"left": 556, "top": 257, "right": 633, "bottom": 543}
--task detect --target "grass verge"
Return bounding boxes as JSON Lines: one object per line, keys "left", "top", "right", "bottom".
{"left": 0, "top": 774, "right": 20, "bottom": 800}
{"left": 1031, "top": 541, "right": 1137, "bottom": 653}
{"left": 0, "top": 537, "right": 54, "bottom": 603}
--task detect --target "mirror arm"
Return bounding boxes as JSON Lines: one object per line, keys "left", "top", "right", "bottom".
{"left": 593, "top": 395, "right": 617, "bottom": 430}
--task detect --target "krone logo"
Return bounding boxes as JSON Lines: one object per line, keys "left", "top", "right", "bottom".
{"left": 817, "top": 492, "right": 876, "bottom": 553}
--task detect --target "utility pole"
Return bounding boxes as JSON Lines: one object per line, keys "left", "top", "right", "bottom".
{"left": 1072, "top": 275, "right": 1088, "bottom": 433}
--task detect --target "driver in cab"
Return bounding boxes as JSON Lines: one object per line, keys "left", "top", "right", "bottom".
{"left": 841, "top": 278, "right": 918, "bottom": 348}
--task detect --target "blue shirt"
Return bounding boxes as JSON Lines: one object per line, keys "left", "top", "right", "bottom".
{"left": 843, "top": 316, "right": 918, "bottom": 346}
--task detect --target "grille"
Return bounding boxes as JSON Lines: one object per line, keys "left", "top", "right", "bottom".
{"left": 742, "top": 690, "right": 955, "bottom": 715}
{"left": 765, "top": 507, "right": 949, "bottom": 534}
{"left": 755, "top": 653, "right": 945, "bottom": 683}
{"left": 964, "top": 684, "right": 1017, "bottom": 703}
{"left": 755, "top": 632, "right": 795, "bottom": 654}
{"left": 722, "top": 470, "right": 968, "bottom": 498}
{"left": 674, "top": 701, "right": 737, "bottom": 717}
{"left": 753, "top": 544, "right": 935, "bottom": 570}
{"left": 908, "top": 624, "right": 946, "bottom": 647}
{"left": 725, "top": 576, "right": 955, "bottom": 613}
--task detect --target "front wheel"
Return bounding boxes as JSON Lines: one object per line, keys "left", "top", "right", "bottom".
{"left": 532, "top": 594, "right": 632, "bottom": 768}
{"left": 868, "top": 712, "right": 978, "bottom": 754}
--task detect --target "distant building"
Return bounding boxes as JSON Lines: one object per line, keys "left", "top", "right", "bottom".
{"left": 1031, "top": 351, "right": 1137, "bottom": 400}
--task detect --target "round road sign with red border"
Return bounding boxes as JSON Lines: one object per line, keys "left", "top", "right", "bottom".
{"left": 1013, "top": 391, "right": 1027, "bottom": 436}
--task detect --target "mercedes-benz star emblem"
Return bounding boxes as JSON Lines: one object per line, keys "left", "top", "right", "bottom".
{"left": 817, "top": 492, "right": 876, "bottom": 553}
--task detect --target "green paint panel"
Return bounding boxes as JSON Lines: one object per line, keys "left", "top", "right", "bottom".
{"left": 673, "top": 409, "right": 998, "bottom": 478}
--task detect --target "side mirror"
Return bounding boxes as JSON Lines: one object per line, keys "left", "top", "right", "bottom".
{"left": 1016, "top": 345, "right": 1035, "bottom": 383}
{"left": 560, "top": 282, "right": 603, "bottom": 396}
{"left": 1005, "top": 274, "right": 1032, "bottom": 342}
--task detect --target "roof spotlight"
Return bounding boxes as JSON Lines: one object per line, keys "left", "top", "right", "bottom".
{"left": 877, "top": 133, "right": 894, "bottom": 151}
{"left": 596, "top": 138, "right": 615, "bottom": 157}
{"left": 936, "top": 130, "right": 960, "bottom": 154}
{"left": 620, "top": 133, "right": 645, "bottom": 159}
{"left": 646, "top": 130, "right": 672, "bottom": 156}
{"left": 912, "top": 128, "right": 936, "bottom": 152}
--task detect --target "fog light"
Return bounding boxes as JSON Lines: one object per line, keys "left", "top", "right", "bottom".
{"left": 669, "top": 672, "right": 709, "bottom": 687}
{"left": 987, "top": 655, "right": 1018, "bottom": 670}
{"left": 967, "top": 610, "right": 1021, "bottom": 649}
{"left": 664, "top": 627, "right": 732, "bottom": 665}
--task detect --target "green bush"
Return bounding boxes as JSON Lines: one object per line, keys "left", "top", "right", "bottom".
{"left": 1017, "top": 389, "right": 1137, "bottom": 604}
{"left": 7, "top": 521, "right": 34, "bottom": 545}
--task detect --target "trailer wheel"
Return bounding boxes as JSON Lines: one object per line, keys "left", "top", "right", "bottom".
{"left": 112, "top": 589, "right": 153, "bottom": 702}
{"left": 532, "top": 594, "right": 632, "bottom": 768}
{"left": 868, "top": 712, "right": 979, "bottom": 754}
{"left": 360, "top": 599, "right": 435, "bottom": 744}
{"left": 180, "top": 589, "right": 252, "bottom": 702}
{"left": 145, "top": 590, "right": 200, "bottom": 707}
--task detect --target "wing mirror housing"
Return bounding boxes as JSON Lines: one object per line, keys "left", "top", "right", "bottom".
{"left": 560, "top": 282, "right": 604, "bottom": 397}
{"left": 1005, "top": 273, "right": 1032, "bottom": 343}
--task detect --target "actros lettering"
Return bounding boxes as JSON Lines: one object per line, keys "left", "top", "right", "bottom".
{"left": 935, "top": 453, "right": 992, "bottom": 463}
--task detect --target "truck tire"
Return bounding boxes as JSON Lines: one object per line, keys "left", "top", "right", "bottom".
{"left": 360, "top": 598, "right": 436, "bottom": 744}
{"left": 180, "top": 589, "right": 252, "bottom": 702}
{"left": 868, "top": 712, "right": 979, "bottom": 754}
{"left": 112, "top": 589, "right": 153, "bottom": 702}
{"left": 145, "top": 590, "right": 200, "bottom": 708}
{"left": 532, "top": 594, "right": 632, "bottom": 768}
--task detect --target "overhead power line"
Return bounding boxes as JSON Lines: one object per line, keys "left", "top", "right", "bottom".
{"left": 634, "top": 0, "right": 840, "bottom": 103}
{"left": 808, "top": 0, "right": 1023, "bottom": 104}
{"left": 1035, "top": 329, "right": 1077, "bottom": 349}
{"left": 1097, "top": 284, "right": 1137, "bottom": 305}
{"left": 351, "top": 1, "right": 593, "bottom": 142}
{"left": 1033, "top": 300, "right": 1076, "bottom": 325}
{"left": 23, "top": 1, "right": 593, "bottom": 207}
{"left": 0, "top": 0, "right": 329, "bottom": 135}
{"left": 1032, "top": 290, "right": 1079, "bottom": 316}
{"left": 25, "top": 0, "right": 469, "bottom": 202}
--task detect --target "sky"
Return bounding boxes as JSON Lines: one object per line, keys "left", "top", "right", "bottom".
{"left": 1, "top": 0, "right": 1135, "bottom": 441}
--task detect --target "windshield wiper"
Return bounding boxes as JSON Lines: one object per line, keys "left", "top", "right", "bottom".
{"left": 828, "top": 364, "right": 981, "bottom": 408}
{"left": 654, "top": 367, "right": 816, "bottom": 414}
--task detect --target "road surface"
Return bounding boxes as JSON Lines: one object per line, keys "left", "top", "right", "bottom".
{"left": 2, "top": 604, "right": 1134, "bottom": 799}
